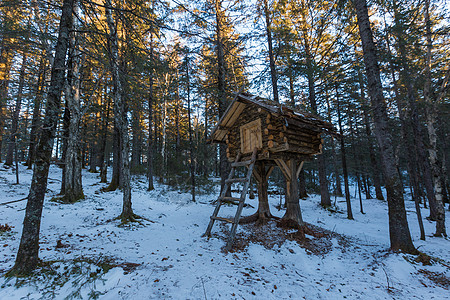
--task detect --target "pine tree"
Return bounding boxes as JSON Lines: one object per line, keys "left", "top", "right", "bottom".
{"left": 8, "top": 0, "right": 76, "bottom": 275}
{"left": 353, "top": 0, "right": 416, "bottom": 254}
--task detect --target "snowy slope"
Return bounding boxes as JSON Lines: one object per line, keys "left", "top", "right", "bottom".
{"left": 0, "top": 165, "right": 448, "bottom": 299}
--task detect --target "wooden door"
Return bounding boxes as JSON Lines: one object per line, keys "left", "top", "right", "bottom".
{"left": 240, "top": 119, "right": 262, "bottom": 154}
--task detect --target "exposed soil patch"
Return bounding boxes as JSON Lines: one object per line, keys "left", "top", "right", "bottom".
{"left": 221, "top": 220, "right": 350, "bottom": 255}
{"left": 418, "top": 269, "right": 450, "bottom": 289}
{"left": 0, "top": 224, "right": 12, "bottom": 232}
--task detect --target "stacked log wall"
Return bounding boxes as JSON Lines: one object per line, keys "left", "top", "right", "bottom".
{"left": 226, "top": 102, "right": 324, "bottom": 161}
{"left": 226, "top": 104, "right": 269, "bottom": 161}
{"left": 262, "top": 111, "right": 323, "bottom": 155}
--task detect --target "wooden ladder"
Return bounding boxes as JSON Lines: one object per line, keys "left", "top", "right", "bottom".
{"left": 204, "top": 148, "right": 258, "bottom": 251}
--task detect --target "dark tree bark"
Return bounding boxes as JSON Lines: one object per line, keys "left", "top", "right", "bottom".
{"left": 60, "top": 101, "right": 70, "bottom": 195}
{"left": 363, "top": 109, "right": 383, "bottom": 200}
{"left": 89, "top": 115, "right": 99, "bottom": 173}
{"left": 106, "top": 124, "right": 120, "bottom": 191}
{"left": 215, "top": 0, "right": 231, "bottom": 197}
{"left": 349, "top": 112, "right": 365, "bottom": 215}
{"left": 61, "top": 15, "right": 84, "bottom": 204}
{"left": 263, "top": 0, "right": 279, "bottom": 103}
{"left": 353, "top": 0, "right": 416, "bottom": 253}
{"left": 105, "top": 0, "right": 133, "bottom": 222}
{"left": 175, "top": 72, "right": 181, "bottom": 163}
{"left": 383, "top": 10, "right": 429, "bottom": 240}
{"left": 186, "top": 55, "right": 195, "bottom": 202}
{"left": 8, "top": 0, "right": 75, "bottom": 275}
{"left": 99, "top": 90, "right": 111, "bottom": 183}
{"left": 202, "top": 98, "right": 209, "bottom": 177}
{"left": 362, "top": 175, "right": 371, "bottom": 200}
{"left": 288, "top": 58, "right": 295, "bottom": 107}
{"left": 130, "top": 103, "right": 142, "bottom": 173}
{"left": 423, "top": 0, "right": 447, "bottom": 237}
{"left": 356, "top": 57, "right": 379, "bottom": 200}
{"left": 388, "top": 1, "right": 438, "bottom": 224}
{"left": 336, "top": 91, "right": 353, "bottom": 220}
{"left": 0, "top": 41, "right": 14, "bottom": 163}
{"left": 304, "top": 40, "right": 330, "bottom": 207}
{"left": 312, "top": 124, "right": 330, "bottom": 206}
{"left": 146, "top": 4, "right": 155, "bottom": 191}
{"left": 27, "top": 56, "right": 46, "bottom": 169}
{"left": 325, "top": 92, "right": 342, "bottom": 196}
{"left": 147, "top": 58, "right": 154, "bottom": 190}
{"left": 279, "top": 159, "right": 305, "bottom": 233}
{"left": 5, "top": 53, "right": 26, "bottom": 166}
{"left": 241, "top": 162, "right": 277, "bottom": 224}
{"left": 299, "top": 168, "right": 308, "bottom": 199}
{"left": 391, "top": 5, "right": 435, "bottom": 239}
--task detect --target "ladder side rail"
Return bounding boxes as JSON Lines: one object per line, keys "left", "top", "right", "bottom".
{"left": 219, "top": 152, "right": 242, "bottom": 199}
{"left": 204, "top": 152, "right": 242, "bottom": 237}
{"left": 226, "top": 149, "right": 258, "bottom": 250}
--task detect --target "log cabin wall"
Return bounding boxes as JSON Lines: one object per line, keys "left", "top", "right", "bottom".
{"left": 226, "top": 103, "right": 273, "bottom": 161}
{"left": 225, "top": 101, "right": 323, "bottom": 162}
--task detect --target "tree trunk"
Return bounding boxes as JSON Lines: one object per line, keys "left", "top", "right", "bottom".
{"left": 336, "top": 92, "right": 353, "bottom": 220}
{"left": 175, "top": 71, "right": 181, "bottom": 164}
{"left": 215, "top": 0, "right": 231, "bottom": 197}
{"left": 391, "top": 1, "right": 439, "bottom": 223}
{"left": 325, "top": 92, "right": 342, "bottom": 196}
{"left": 356, "top": 57, "right": 380, "bottom": 200}
{"left": 0, "top": 42, "right": 14, "bottom": 163}
{"left": 60, "top": 101, "right": 70, "bottom": 195}
{"left": 105, "top": 0, "right": 133, "bottom": 222}
{"left": 241, "top": 162, "right": 277, "bottom": 224}
{"left": 299, "top": 168, "right": 308, "bottom": 199}
{"left": 89, "top": 114, "right": 99, "bottom": 173}
{"left": 106, "top": 126, "right": 120, "bottom": 190}
{"left": 62, "top": 13, "right": 84, "bottom": 203}
{"left": 161, "top": 91, "right": 167, "bottom": 182}
{"left": 99, "top": 89, "right": 111, "bottom": 183}
{"left": 9, "top": 0, "right": 75, "bottom": 275}
{"left": 349, "top": 110, "right": 365, "bottom": 214}
{"left": 5, "top": 53, "right": 26, "bottom": 166}
{"left": 203, "top": 98, "right": 209, "bottom": 177}
{"left": 353, "top": 0, "right": 416, "bottom": 253}
{"left": 288, "top": 59, "right": 295, "bottom": 107}
{"left": 423, "top": 0, "right": 447, "bottom": 237}
{"left": 131, "top": 106, "right": 141, "bottom": 173}
{"left": 147, "top": 53, "right": 154, "bottom": 190}
{"left": 27, "top": 56, "right": 46, "bottom": 169}
{"left": 263, "top": 0, "right": 279, "bottom": 103}
{"left": 279, "top": 159, "right": 305, "bottom": 233}
{"left": 186, "top": 55, "right": 195, "bottom": 202}
{"left": 304, "top": 41, "right": 330, "bottom": 207}
{"left": 364, "top": 108, "right": 384, "bottom": 200}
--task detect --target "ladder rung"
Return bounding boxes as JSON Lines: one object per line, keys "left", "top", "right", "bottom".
{"left": 220, "top": 196, "right": 241, "bottom": 202}
{"left": 211, "top": 216, "right": 234, "bottom": 223}
{"left": 231, "top": 160, "right": 252, "bottom": 167}
{"left": 219, "top": 197, "right": 240, "bottom": 205}
{"left": 226, "top": 178, "right": 248, "bottom": 184}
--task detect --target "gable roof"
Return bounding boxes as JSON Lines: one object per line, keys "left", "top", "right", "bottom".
{"left": 209, "top": 92, "right": 336, "bottom": 143}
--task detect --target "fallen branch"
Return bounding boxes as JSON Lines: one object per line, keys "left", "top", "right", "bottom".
{"left": 0, "top": 196, "right": 28, "bottom": 206}
{"left": 48, "top": 177, "right": 62, "bottom": 182}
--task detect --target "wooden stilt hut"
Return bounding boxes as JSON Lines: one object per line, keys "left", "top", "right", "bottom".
{"left": 204, "top": 92, "right": 336, "bottom": 250}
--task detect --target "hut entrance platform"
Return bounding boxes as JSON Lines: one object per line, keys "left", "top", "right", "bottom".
{"left": 204, "top": 92, "right": 336, "bottom": 250}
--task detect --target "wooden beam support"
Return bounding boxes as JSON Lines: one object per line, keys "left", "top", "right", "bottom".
{"left": 266, "top": 166, "right": 275, "bottom": 178}
{"left": 296, "top": 161, "right": 304, "bottom": 179}
{"left": 275, "top": 159, "right": 291, "bottom": 181}
{"left": 218, "top": 125, "right": 232, "bottom": 130}
{"left": 252, "top": 165, "right": 262, "bottom": 182}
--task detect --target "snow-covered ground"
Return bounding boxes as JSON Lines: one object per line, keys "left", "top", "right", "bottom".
{"left": 0, "top": 164, "right": 448, "bottom": 299}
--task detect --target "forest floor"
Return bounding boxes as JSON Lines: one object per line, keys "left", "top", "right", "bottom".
{"left": 0, "top": 165, "right": 449, "bottom": 299}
